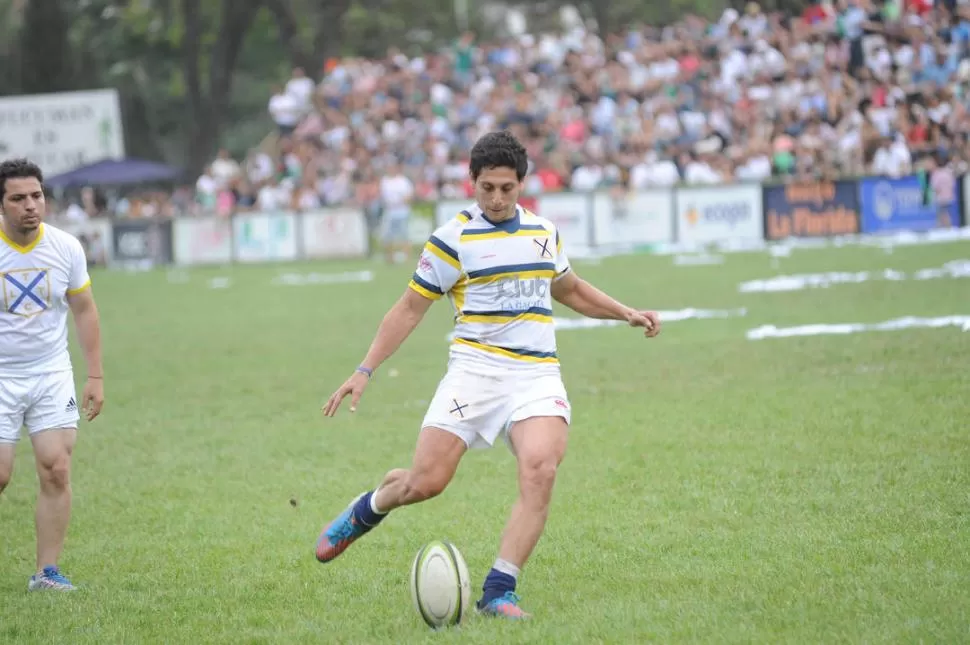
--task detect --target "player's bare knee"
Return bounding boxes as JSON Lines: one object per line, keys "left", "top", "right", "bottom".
{"left": 518, "top": 455, "right": 559, "bottom": 502}
{"left": 37, "top": 456, "right": 71, "bottom": 491}
{"left": 403, "top": 470, "right": 449, "bottom": 503}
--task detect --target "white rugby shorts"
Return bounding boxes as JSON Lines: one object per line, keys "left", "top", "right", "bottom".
{"left": 0, "top": 371, "right": 80, "bottom": 443}
{"left": 421, "top": 367, "right": 571, "bottom": 450}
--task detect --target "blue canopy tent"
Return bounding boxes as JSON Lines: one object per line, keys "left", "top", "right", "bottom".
{"left": 45, "top": 158, "right": 183, "bottom": 188}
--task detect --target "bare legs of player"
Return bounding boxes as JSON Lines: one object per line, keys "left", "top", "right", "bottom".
{"left": 0, "top": 443, "right": 13, "bottom": 496}
{"left": 497, "top": 416, "right": 568, "bottom": 568}
{"left": 30, "top": 429, "right": 76, "bottom": 572}
{"left": 372, "top": 427, "right": 467, "bottom": 511}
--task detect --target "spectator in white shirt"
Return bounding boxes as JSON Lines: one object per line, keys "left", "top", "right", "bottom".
{"left": 268, "top": 85, "right": 302, "bottom": 136}
{"left": 378, "top": 163, "right": 414, "bottom": 264}
{"left": 285, "top": 67, "right": 315, "bottom": 115}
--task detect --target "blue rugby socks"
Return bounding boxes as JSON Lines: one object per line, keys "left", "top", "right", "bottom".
{"left": 481, "top": 558, "right": 520, "bottom": 605}
{"left": 351, "top": 490, "right": 387, "bottom": 528}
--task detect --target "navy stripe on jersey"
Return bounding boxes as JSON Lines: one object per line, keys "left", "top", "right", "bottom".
{"left": 461, "top": 306, "right": 553, "bottom": 318}
{"left": 455, "top": 338, "right": 557, "bottom": 359}
{"left": 467, "top": 262, "right": 555, "bottom": 280}
{"left": 462, "top": 224, "right": 546, "bottom": 237}
{"left": 411, "top": 273, "right": 443, "bottom": 295}
{"left": 427, "top": 235, "right": 458, "bottom": 262}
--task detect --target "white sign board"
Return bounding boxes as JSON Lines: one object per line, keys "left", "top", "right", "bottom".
{"left": 232, "top": 212, "right": 298, "bottom": 263}
{"left": 0, "top": 89, "right": 125, "bottom": 176}
{"left": 592, "top": 190, "right": 674, "bottom": 249}
{"left": 174, "top": 217, "right": 233, "bottom": 266}
{"left": 674, "top": 184, "right": 763, "bottom": 245}
{"left": 301, "top": 208, "right": 369, "bottom": 259}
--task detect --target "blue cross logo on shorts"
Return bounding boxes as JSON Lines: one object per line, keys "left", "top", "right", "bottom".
{"left": 449, "top": 399, "right": 468, "bottom": 419}
{"left": 4, "top": 271, "right": 49, "bottom": 315}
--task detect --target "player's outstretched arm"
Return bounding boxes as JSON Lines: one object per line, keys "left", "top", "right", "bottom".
{"left": 323, "top": 289, "right": 433, "bottom": 416}
{"left": 67, "top": 287, "right": 105, "bottom": 421}
{"left": 551, "top": 271, "right": 661, "bottom": 338}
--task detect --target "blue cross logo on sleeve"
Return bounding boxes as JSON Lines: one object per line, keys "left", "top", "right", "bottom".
{"left": 4, "top": 270, "right": 50, "bottom": 316}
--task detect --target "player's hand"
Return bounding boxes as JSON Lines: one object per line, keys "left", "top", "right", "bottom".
{"left": 322, "top": 371, "right": 371, "bottom": 417}
{"left": 82, "top": 377, "right": 104, "bottom": 421}
{"left": 625, "top": 310, "right": 662, "bottom": 338}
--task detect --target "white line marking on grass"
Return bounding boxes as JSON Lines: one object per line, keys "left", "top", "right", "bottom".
{"left": 747, "top": 316, "right": 970, "bottom": 340}
{"left": 444, "top": 308, "right": 746, "bottom": 340}
{"left": 272, "top": 270, "right": 375, "bottom": 286}
{"left": 739, "top": 260, "right": 970, "bottom": 293}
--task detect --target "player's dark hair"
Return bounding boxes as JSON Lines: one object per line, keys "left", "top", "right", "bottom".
{"left": 469, "top": 130, "right": 528, "bottom": 181}
{"left": 0, "top": 158, "right": 44, "bottom": 200}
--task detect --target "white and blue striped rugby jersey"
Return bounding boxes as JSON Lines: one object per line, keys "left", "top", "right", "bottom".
{"left": 409, "top": 203, "right": 571, "bottom": 372}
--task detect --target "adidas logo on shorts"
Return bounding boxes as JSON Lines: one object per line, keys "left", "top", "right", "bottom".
{"left": 65, "top": 397, "right": 77, "bottom": 413}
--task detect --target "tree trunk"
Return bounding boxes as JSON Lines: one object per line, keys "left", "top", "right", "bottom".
{"left": 181, "top": 0, "right": 264, "bottom": 178}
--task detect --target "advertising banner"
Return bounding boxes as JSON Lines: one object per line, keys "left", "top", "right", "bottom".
{"left": 591, "top": 190, "right": 674, "bottom": 249}
{"left": 301, "top": 208, "right": 369, "bottom": 259}
{"left": 674, "top": 184, "right": 763, "bottom": 245}
{"left": 764, "top": 180, "right": 860, "bottom": 240}
{"left": 860, "top": 175, "right": 961, "bottom": 233}
{"left": 534, "top": 193, "right": 591, "bottom": 256}
{"left": 111, "top": 218, "right": 173, "bottom": 268}
{"left": 232, "top": 212, "right": 298, "bottom": 263}
{"left": 173, "top": 217, "right": 232, "bottom": 266}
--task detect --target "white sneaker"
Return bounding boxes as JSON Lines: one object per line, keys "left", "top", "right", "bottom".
{"left": 27, "top": 566, "right": 75, "bottom": 591}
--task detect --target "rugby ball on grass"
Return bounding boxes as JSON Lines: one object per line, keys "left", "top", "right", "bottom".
{"left": 409, "top": 540, "right": 471, "bottom": 629}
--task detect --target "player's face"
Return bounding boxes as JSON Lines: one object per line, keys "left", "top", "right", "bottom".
{"left": 473, "top": 167, "right": 522, "bottom": 222}
{"left": 1, "top": 177, "right": 45, "bottom": 233}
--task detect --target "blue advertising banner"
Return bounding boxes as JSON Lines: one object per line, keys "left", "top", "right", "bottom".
{"left": 763, "top": 180, "right": 860, "bottom": 240}
{"left": 859, "top": 175, "right": 961, "bottom": 234}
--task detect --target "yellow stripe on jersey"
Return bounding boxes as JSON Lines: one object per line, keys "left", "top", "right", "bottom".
{"left": 424, "top": 235, "right": 460, "bottom": 271}
{"left": 451, "top": 274, "right": 468, "bottom": 312}
{"left": 456, "top": 211, "right": 472, "bottom": 223}
{"left": 409, "top": 274, "right": 444, "bottom": 301}
{"left": 556, "top": 230, "right": 563, "bottom": 254}
{"left": 452, "top": 337, "right": 559, "bottom": 363}
{"left": 66, "top": 280, "right": 91, "bottom": 295}
{"left": 466, "top": 262, "right": 557, "bottom": 285}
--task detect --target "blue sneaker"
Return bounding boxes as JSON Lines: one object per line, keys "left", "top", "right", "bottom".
{"left": 476, "top": 591, "right": 531, "bottom": 619}
{"left": 315, "top": 492, "right": 373, "bottom": 563}
{"left": 27, "top": 566, "right": 75, "bottom": 592}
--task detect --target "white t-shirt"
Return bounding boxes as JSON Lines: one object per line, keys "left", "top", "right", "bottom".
{"left": 379, "top": 175, "right": 414, "bottom": 218}
{"left": 0, "top": 224, "right": 90, "bottom": 376}
{"left": 268, "top": 93, "right": 302, "bottom": 126}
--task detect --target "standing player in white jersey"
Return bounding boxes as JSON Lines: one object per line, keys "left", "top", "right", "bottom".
{"left": 0, "top": 159, "right": 105, "bottom": 591}
{"left": 315, "top": 131, "right": 661, "bottom": 618}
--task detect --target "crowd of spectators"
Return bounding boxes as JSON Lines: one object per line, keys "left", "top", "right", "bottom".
{"left": 58, "top": 0, "right": 970, "bottom": 221}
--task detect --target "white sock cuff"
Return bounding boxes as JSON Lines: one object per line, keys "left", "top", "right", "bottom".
{"left": 370, "top": 490, "right": 386, "bottom": 515}
{"left": 493, "top": 558, "right": 521, "bottom": 580}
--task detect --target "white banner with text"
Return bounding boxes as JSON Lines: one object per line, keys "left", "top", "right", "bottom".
{"left": 674, "top": 184, "right": 763, "bottom": 245}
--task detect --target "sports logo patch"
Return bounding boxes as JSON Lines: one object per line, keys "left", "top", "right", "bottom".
{"left": 534, "top": 238, "right": 553, "bottom": 259}
{"left": 2, "top": 269, "right": 52, "bottom": 317}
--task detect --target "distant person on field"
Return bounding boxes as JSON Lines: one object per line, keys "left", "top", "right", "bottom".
{"left": 378, "top": 162, "right": 414, "bottom": 264}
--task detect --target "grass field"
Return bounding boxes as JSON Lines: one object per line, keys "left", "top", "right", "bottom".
{"left": 2, "top": 238, "right": 969, "bottom": 644}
